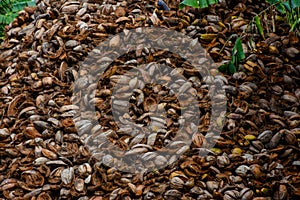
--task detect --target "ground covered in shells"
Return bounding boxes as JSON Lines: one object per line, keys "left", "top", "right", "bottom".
{"left": 0, "top": 0, "right": 300, "bottom": 199}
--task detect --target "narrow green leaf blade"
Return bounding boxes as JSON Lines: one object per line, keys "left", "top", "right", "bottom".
{"left": 254, "top": 15, "right": 265, "bottom": 39}
{"left": 229, "top": 63, "right": 237, "bottom": 74}
{"left": 291, "top": 18, "right": 300, "bottom": 31}
{"left": 234, "top": 37, "right": 245, "bottom": 63}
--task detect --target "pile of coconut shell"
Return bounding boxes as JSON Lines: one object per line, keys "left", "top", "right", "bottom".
{"left": 0, "top": 0, "right": 299, "bottom": 199}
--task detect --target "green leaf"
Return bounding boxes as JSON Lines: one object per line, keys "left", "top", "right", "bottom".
{"left": 254, "top": 15, "right": 265, "bottom": 39}
{"left": 218, "top": 63, "right": 229, "bottom": 73}
{"left": 180, "top": 0, "right": 200, "bottom": 8}
{"left": 27, "top": 1, "right": 36, "bottom": 7}
{"left": 231, "top": 49, "right": 236, "bottom": 64}
{"left": 219, "top": 37, "right": 245, "bottom": 75}
{"left": 12, "top": 2, "right": 27, "bottom": 12}
{"left": 0, "top": 0, "right": 36, "bottom": 41}
{"left": 179, "top": 0, "right": 218, "bottom": 9}
{"left": 234, "top": 37, "right": 245, "bottom": 63}
{"left": 179, "top": 3, "right": 185, "bottom": 9}
{"left": 11, "top": 13, "right": 18, "bottom": 20}
{"left": 266, "top": 0, "right": 287, "bottom": 14}
{"left": 266, "top": 0, "right": 280, "bottom": 4}
{"left": 0, "top": 15, "right": 5, "bottom": 24}
{"left": 229, "top": 62, "right": 237, "bottom": 74}
{"left": 207, "top": 0, "right": 218, "bottom": 4}
{"left": 282, "top": 1, "right": 292, "bottom": 12}
{"left": 5, "top": 16, "right": 12, "bottom": 24}
{"left": 218, "top": 62, "right": 237, "bottom": 75}
{"left": 276, "top": 3, "right": 287, "bottom": 14}
{"left": 291, "top": 0, "right": 300, "bottom": 9}
{"left": 199, "top": 0, "right": 208, "bottom": 8}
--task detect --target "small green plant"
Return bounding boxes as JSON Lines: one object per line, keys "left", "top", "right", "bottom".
{"left": 179, "top": 0, "right": 218, "bottom": 9}
{"left": 178, "top": 0, "right": 245, "bottom": 75}
{"left": 266, "top": 0, "right": 300, "bottom": 31}
{"left": 248, "top": 0, "right": 300, "bottom": 42}
{"left": 180, "top": 0, "right": 299, "bottom": 75}
{"left": 0, "top": 0, "right": 36, "bottom": 42}
{"left": 218, "top": 37, "right": 245, "bottom": 75}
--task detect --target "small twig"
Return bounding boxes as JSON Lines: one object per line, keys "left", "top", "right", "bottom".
{"left": 272, "top": 8, "right": 276, "bottom": 32}
{"left": 264, "top": 12, "right": 270, "bottom": 34}
{"left": 0, "top": 108, "right": 5, "bottom": 127}
{"left": 287, "top": 145, "right": 300, "bottom": 152}
{"left": 218, "top": 34, "right": 237, "bottom": 55}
